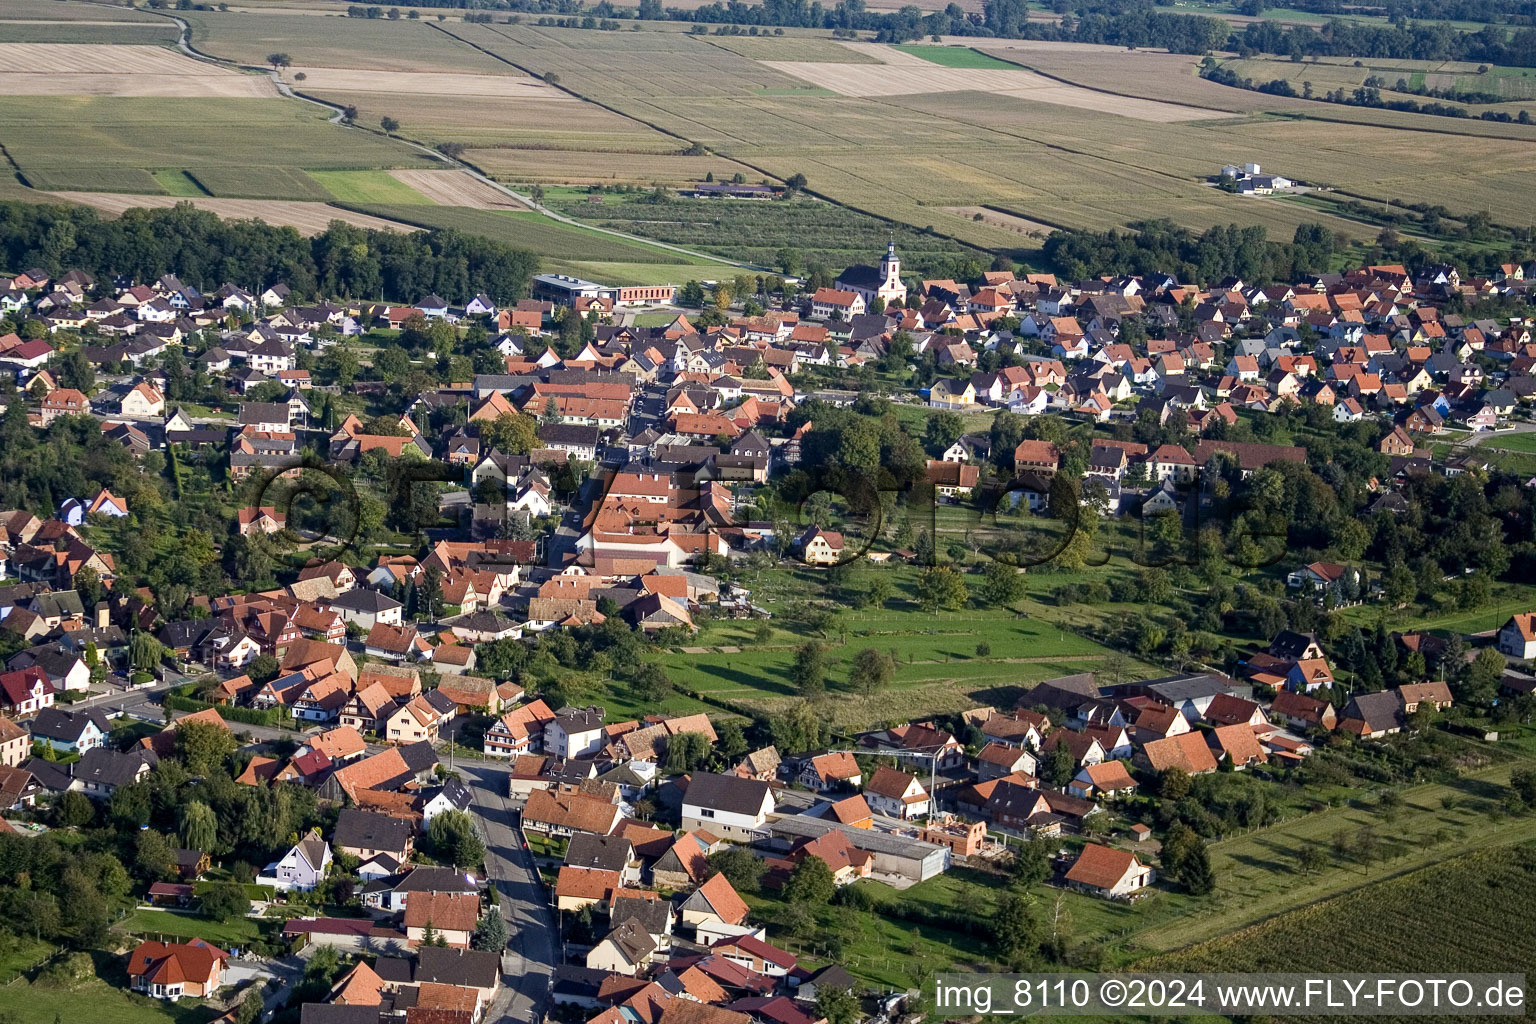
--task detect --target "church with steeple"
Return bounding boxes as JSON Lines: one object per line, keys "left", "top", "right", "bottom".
{"left": 835, "top": 240, "right": 907, "bottom": 308}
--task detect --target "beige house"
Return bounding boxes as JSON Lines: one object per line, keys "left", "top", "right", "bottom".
{"left": 1063, "top": 843, "right": 1153, "bottom": 898}
{"left": 797, "top": 526, "right": 844, "bottom": 567}
{"left": 120, "top": 382, "right": 165, "bottom": 418}
{"left": 0, "top": 716, "right": 29, "bottom": 767}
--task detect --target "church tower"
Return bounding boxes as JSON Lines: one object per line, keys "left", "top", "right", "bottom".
{"left": 880, "top": 238, "right": 901, "bottom": 292}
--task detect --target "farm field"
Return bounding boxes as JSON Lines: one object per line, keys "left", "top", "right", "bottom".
{"left": 47, "top": 191, "right": 414, "bottom": 235}
{"left": 179, "top": 11, "right": 511, "bottom": 73}
{"left": 463, "top": 147, "right": 761, "bottom": 187}
{"left": 544, "top": 192, "right": 982, "bottom": 274}
{"left": 188, "top": 165, "right": 333, "bottom": 200}
{"left": 702, "top": 35, "right": 882, "bottom": 62}
{"left": 307, "top": 169, "right": 433, "bottom": 205}
{"left": 0, "top": 0, "right": 163, "bottom": 21}
{"left": 1145, "top": 842, "right": 1536, "bottom": 972}
{"left": 0, "top": 43, "right": 275, "bottom": 97}
{"left": 342, "top": 203, "right": 715, "bottom": 264}
{"left": 387, "top": 169, "right": 527, "bottom": 209}
{"left": 896, "top": 43, "right": 1027, "bottom": 69}
{"left": 0, "top": 97, "right": 433, "bottom": 192}
{"left": 0, "top": 23, "right": 179, "bottom": 44}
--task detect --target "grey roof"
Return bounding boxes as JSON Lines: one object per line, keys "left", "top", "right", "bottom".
{"left": 1346, "top": 690, "right": 1405, "bottom": 732}
{"left": 75, "top": 747, "right": 157, "bottom": 789}
{"left": 398, "top": 739, "right": 438, "bottom": 774}
{"left": 565, "top": 833, "right": 633, "bottom": 873}
{"left": 238, "top": 402, "right": 291, "bottom": 424}
{"left": 333, "top": 807, "right": 411, "bottom": 851}
{"left": 1139, "top": 673, "right": 1242, "bottom": 703}
{"left": 611, "top": 892, "right": 670, "bottom": 937}
{"left": 301, "top": 1006, "right": 383, "bottom": 1024}
{"left": 373, "top": 957, "right": 414, "bottom": 985}
{"left": 29, "top": 707, "right": 110, "bottom": 744}
{"left": 393, "top": 866, "right": 478, "bottom": 894}
{"left": 766, "top": 813, "right": 945, "bottom": 861}
{"left": 415, "top": 947, "right": 499, "bottom": 988}
{"left": 682, "top": 772, "right": 771, "bottom": 815}
{"left": 329, "top": 589, "right": 403, "bottom": 614}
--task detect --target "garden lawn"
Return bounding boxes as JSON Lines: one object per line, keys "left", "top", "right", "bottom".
{"left": 119, "top": 907, "right": 269, "bottom": 948}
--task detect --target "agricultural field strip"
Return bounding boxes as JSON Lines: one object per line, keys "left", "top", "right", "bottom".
{"left": 0, "top": 42, "right": 276, "bottom": 97}
{"left": 46, "top": 191, "right": 416, "bottom": 235}
{"left": 386, "top": 169, "right": 528, "bottom": 209}
{"left": 287, "top": 66, "right": 553, "bottom": 98}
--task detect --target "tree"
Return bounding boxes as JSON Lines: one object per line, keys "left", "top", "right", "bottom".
{"left": 426, "top": 810, "right": 486, "bottom": 869}
{"left": 1459, "top": 647, "right": 1505, "bottom": 706}
{"left": 1010, "top": 840, "right": 1050, "bottom": 888}
{"left": 792, "top": 641, "right": 825, "bottom": 697}
{"left": 133, "top": 829, "right": 177, "bottom": 882}
{"left": 129, "top": 632, "right": 164, "bottom": 673}
{"left": 267, "top": 52, "right": 291, "bottom": 70}
{"left": 632, "top": 661, "right": 673, "bottom": 702}
{"left": 1046, "top": 738, "right": 1075, "bottom": 787}
{"left": 73, "top": 567, "right": 102, "bottom": 607}
{"left": 783, "top": 855, "right": 835, "bottom": 904}
{"left": 848, "top": 647, "right": 894, "bottom": 697}
{"left": 1295, "top": 843, "right": 1327, "bottom": 874}
{"left": 381, "top": 116, "right": 401, "bottom": 134}
{"left": 706, "top": 851, "right": 764, "bottom": 894}
{"left": 481, "top": 412, "right": 538, "bottom": 455}
{"left": 1510, "top": 766, "right": 1536, "bottom": 809}
{"left": 54, "top": 789, "right": 94, "bottom": 828}
{"left": 981, "top": 559, "right": 1024, "bottom": 607}
{"left": 923, "top": 411, "right": 965, "bottom": 453}
{"left": 247, "top": 653, "right": 280, "bottom": 684}
{"left": 664, "top": 731, "right": 710, "bottom": 774}
{"left": 992, "top": 893, "right": 1040, "bottom": 962}
{"left": 817, "top": 986, "right": 861, "bottom": 1024}
{"left": 179, "top": 800, "right": 218, "bottom": 852}
{"left": 916, "top": 564, "right": 968, "bottom": 612}
{"left": 175, "top": 720, "right": 237, "bottom": 776}
{"left": 200, "top": 882, "right": 251, "bottom": 922}
{"left": 473, "top": 911, "right": 509, "bottom": 951}
{"left": 866, "top": 574, "right": 893, "bottom": 609}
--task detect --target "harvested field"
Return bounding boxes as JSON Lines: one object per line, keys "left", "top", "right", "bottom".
{"left": 702, "top": 36, "right": 882, "bottom": 62}
{"left": 181, "top": 11, "right": 510, "bottom": 73}
{"left": 0, "top": 97, "right": 429, "bottom": 180}
{"left": 943, "top": 206, "right": 1058, "bottom": 236}
{"left": 0, "top": 42, "right": 275, "bottom": 97}
{"left": 0, "top": 0, "right": 162, "bottom": 21}
{"left": 305, "top": 90, "right": 664, "bottom": 150}
{"left": 388, "top": 169, "right": 528, "bottom": 210}
{"left": 287, "top": 66, "right": 542, "bottom": 96}
{"left": 47, "top": 191, "right": 414, "bottom": 235}
{"left": 466, "top": 147, "right": 760, "bottom": 186}
{"left": 759, "top": 59, "right": 1227, "bottom": 119}
{"left": 0, "top": 23, "right": 179, "bottom": 44}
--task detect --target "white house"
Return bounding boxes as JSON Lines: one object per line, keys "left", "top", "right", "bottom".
{"left": 680, "top": 772, "right": 775, "bottom": 841}
{"left": 1499, "top": 613, "right": 1536, "bottom": 659}
{"left": 257, "top": 828, "right": 332, "bottom": 892}
{"left": 545, "top": 707, "right": 606, "bottom": 758}
{"left": 862, "top": 765, "right": 930, "bottom": 820}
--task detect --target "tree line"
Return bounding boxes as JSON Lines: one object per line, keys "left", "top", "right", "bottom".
{"left": 0, "top": 200, "right": 539, "bottom": 305}
{"left": 1041, "top": 219, "right": 1340, "bottom": 286}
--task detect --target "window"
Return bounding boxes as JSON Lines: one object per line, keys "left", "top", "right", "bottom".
{"left": 698, "top": 808, "right": 715, "bottom": 819}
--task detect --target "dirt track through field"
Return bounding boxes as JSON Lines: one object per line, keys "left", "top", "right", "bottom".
{"left": 760, "top": 58, "right": 1227, "bottom": 120}
{"left": 0, "top": 42, "right": 275, "bottom": 96}
{"left": 388, "top": 169, "right": 528, "bottom": 210}
{"left": 48, "top": 192, "right": 414, "bottom": 235}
